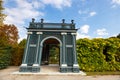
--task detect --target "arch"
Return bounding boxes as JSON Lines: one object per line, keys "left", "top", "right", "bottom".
{"left": 40, "top": 36, "right": 62, "bottom": 46}
{"left": 40, "top": 36, "right": 62, "bottom": 65}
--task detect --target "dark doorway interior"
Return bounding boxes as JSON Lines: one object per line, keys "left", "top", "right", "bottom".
{"left": 41, "top": 38, "right": 60, "bottom": 65}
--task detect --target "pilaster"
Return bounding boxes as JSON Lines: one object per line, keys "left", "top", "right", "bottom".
{"left": 19, "top": 32, "right": 33, "bottom": 72}
{"left": 32, "top": 32, "right": 43, "bottom": 72}
{"left": 60, "top": 32, "right": 67, "bottom": 72}
{"left": 71, "top": 33, "right": 80, "bottom": 72}
{"left": 23, "top": 32, "right": 33, "bottom": 64}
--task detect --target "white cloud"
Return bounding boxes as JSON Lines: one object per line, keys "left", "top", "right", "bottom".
{"left": 112, "top": 0, "right": 120, "bottom": 5}
{"left": 76, "top": 32, "right": 90, "bottom": 39}
{"left": 78, "top": 10, "right": 97, "bottom": 17}
{"left": 96, "top": 28, "right": 109, "bottom": 36}
{"left": 78, "top": 10, "right": 88, "bottom": 14}
{"left": 4, "top": 0, "right": 44, "bottom": 25}
{"left": 89, "top": 11, "right": 96, "bottom": 17}
{"left": 79, "top": 25, "right": 90, "bottom": 34}
{"left": 4, "top": 0, "right": 44, "bottom": 41}
{"left": 77, "top": 25, "right": 90, "bottom": 39}
{"left": 42, "top": 0, "right": 72, "bottom": 9}
{"left": 32, "top": 1, "right": 45, "bottom": 9}
{"left": 111, "top": 0, "right": 120, "bottom": 8}
{"left": 78, "top": 10, "right": 97, "bottom": 20}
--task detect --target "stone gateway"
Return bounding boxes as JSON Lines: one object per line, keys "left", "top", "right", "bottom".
{"left": 19, "top": 19, "right": 80, "bottom": 73}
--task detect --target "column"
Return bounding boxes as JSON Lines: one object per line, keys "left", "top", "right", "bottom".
{"left": 60, "top": 44, "right": 62, "bottom": 66}
{"left": 21, "top": 32, "right": 33, "bottom": 66}
{"left": 61, "top": 32, "right": 67, "bottom": 67}
{"left": 71, "top": 33, "right": 79, "bottom": 66}
{"left": 19, "top": 32, "right": 32, "bottom": 72}
{"left": 33, "top": 32, "right": 42, "bottom": 67}
{"left": 38, "top": 45, "right": 43, "bottom": 65}
{"left": 32, "top": 32, "right": 42, "bottom": 72}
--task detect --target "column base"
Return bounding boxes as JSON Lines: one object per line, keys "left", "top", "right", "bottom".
{"left": 32, "top": 67, "right": 40, "bottom": 72}
{"left": 73, "top": 64, "right": 80, "bottom": 73}
{"left": 60, "top": 64, "right": 67, "bottom": 72}
{"left": 32, "top": 64, "right": 40, "bottom": 72}
{"left": 60, "top": 64, "right": 80, "bottom": 72}
{"left": 19, "top": 64, "right": 40, "bottom": 72}
{"left": 60, "top": 67, "right": 67, "bottom": 72}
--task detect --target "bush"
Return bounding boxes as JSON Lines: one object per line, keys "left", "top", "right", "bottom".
{"left": 10, "top": 46, "right": 24, "bottom": 66}
{"left": 10, "top": 39, "right": 26, "bottom": 66}
{"left": 77, "top": 38, "right": 120, "bottom": 72}
{"left": 0, "top": 46, "right": 11, "bottom": 69}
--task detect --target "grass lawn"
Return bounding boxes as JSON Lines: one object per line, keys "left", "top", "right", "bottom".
{"left": 86, "top": 72, "right": 120, "bottom": 75}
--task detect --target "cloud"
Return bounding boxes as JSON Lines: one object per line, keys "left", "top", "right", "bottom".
{"left": 78, "top": 10, "right": 97, "bottom": 20}
{"left": 76, "top": 32, "right": 90, "bottom": 39}
{"left": 89, "top": 11, "right": 96, "bottom": 17}
{"left": 78, "top": 10, "right": 97, "bottom": 17}
{"left": 4, "top": 0, "right": 44, "bottom": 25}
{"left": 96, "top": 28, "right": 109, "bottom": 36}
{"left": 76, "top": 25, "right": 90, "bottom": 39}
{"left": 4, "top": 0, "right": 44, "bottom": 40}
{"left": 79, "top": 25, "right": 90, "bottom": 34}
{"left": 112, "top": 0, "right": 120, "bottom": 5}
{"left": 42, "top": 0, "right": 72, "bottom": 9}
{"left": 111, "top": 0, "right": 120, "bottom": 8}
{"left": 78, "top": 10, "right": 88, "bottom": 14}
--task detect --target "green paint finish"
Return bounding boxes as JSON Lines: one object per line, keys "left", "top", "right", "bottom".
{"left": 19, "top": 19, "right": 79, "bottom": 73}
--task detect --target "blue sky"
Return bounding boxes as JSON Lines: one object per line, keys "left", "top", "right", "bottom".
{"left": 3, "top": 0, "right": 120, "bottom": 41}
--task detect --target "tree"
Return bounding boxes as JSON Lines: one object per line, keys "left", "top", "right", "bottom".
{"left": 0, "top": 0, "right": 20, "bottom": 68}
{"left": 0, "top": 24, "right": 19, "bottom": 68}
{"left": 18, "top": 39, "right": 26, "bottom": 48}
{"left": 0, "top": 24, "right": 19, "bottom": 46}
{"left": 117, "top": 33, "right": 120, "bottom": 39}
{"left": 10, "top": 39, "right": 26, "bottom": 66}
{"left": 0, "top": 0, "right": 6, "bottom": 26}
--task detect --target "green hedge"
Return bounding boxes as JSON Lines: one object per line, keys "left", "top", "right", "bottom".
{"left": 77, "top": 38, "right": 120, "bottom": 72}
{"left": 10, "top": 46, "right": 24, "bottom": 66}
{"left": 0, "top": 47, "right": 11, "bottom": 69}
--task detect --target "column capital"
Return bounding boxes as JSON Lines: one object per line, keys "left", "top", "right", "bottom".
{"left": 27, "top": 32, "right": 33, "bottom": 34}
{"left": 37, "top": 32, "right": 43, "bottom": 34}
{"left": 61, "top": 32, "right": 67, "bottom": 35}
{"left": 71, "top": 33, "right": 77, "bottom": 35}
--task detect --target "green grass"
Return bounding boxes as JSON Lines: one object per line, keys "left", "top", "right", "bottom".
{"left": 86, "top": 72, "right": 120, "bottom": 75}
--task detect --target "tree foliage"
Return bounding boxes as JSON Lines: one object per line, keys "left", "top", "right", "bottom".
{"left": 117, "top": 33, "right": 120, "bottom": 39}
{"left": 0, "top": 24, "right": 19, "bottom": 46}
{"left": 77, "top": 38, "right": 120, "bottom": 72}
{"left": 0, "top": 0, "right": 6, "bottom": 26}
{"left": 0, "top": 24, "right": 19, "bottom": 69}
{"left": 10, "top": 39, "right": 26, "bottom": 66}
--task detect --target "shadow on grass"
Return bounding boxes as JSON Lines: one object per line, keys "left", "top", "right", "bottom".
{"left": 86, "top": 72, "right": 120, "bottom": 76}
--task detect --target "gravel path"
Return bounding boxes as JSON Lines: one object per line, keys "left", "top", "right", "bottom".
{"left": 0, "top": 66, "right": 120, "bottom": 80}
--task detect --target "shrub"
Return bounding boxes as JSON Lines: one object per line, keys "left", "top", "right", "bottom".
{"left": 77, "top": 38, "right": 120, "bottom": 72}
{"left": 0, "top": 46, "right": 11, "bottom": 69}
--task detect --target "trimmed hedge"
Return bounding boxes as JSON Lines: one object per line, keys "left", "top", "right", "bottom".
{"left": 0, "top": 47, "right": 11, "bottom": 69}
{"left": 77, "top": 38, "right": 120, "bottom": 72}
{"left": 10, "top": 46, "right": 24, "bottom": 66}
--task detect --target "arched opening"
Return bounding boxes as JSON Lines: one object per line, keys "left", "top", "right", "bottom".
{"left": 41, "top": 38, "right": 60, "bottom": 66}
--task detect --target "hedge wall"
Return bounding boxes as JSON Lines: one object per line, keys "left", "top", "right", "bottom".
{"left": 77, "top": 38, "right": 120, "bottom": 72}
{"left": 0, "top": 46, "right": 11, "bottom": 69}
